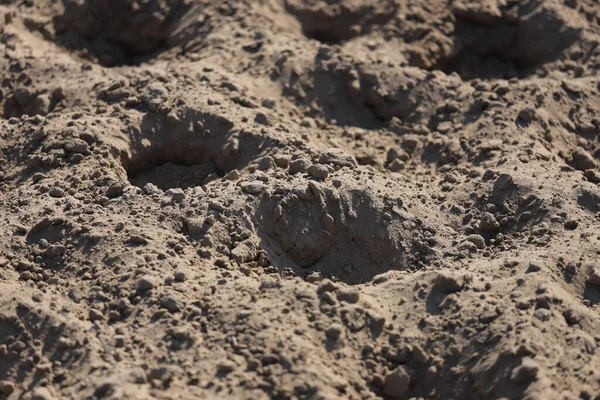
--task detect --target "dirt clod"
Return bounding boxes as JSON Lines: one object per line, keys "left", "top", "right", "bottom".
{"left": 383, "top": 366, "right": 411, "bottom": 398}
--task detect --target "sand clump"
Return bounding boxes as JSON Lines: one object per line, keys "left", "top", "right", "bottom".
{"left": 1, "top": 0, "right": 600, "bottom": 399}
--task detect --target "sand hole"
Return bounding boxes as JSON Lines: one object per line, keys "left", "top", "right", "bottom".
{"left": 127, "top": 161, "right": 220, "bottom": 191}
{"left": 122, "top": 110, "right": 261, "bottom": 191}
{"left": 256, "top": 187, "right": 436, "bottom": 284}
{"left": 51, "top": 0, "right": 204, "bottom": 66}
{"left": 285, "top": 1, "right": 397, "bottom": 45}
{"left": 436, "top": 4, "right": 583, "bottom": 79}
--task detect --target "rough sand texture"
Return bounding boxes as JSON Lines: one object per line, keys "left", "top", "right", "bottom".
{"left": 1, "top": 0, "right": 600, "bottom": 399}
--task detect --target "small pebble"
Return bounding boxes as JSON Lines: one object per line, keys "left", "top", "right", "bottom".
{"left": 325, "top": 324, "right": 343, "bottom": 340}
{"left": 572, "top": 149, "right": 596, "bottom": 171}
{"left": 161, "top": 295, "right": 181, "bottom": 312}
{"left": 307, "top": 164, "right": 329, "bottom": 180}
{"left": 136, "top": 276, "right": 156, "bottom": 291}
{"left": 383, "top": 366, "right": 410, "bottom": 398}
{"left": 49, "top": 187, "right": 66, "bottom": 198}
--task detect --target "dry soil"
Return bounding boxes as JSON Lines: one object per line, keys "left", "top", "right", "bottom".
{"left": 1, "top": 1, "right": 600, "bottom": 399}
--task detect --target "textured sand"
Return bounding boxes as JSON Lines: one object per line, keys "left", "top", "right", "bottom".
{"left": 1, "top": 1, "right": 600, "bottom": 399}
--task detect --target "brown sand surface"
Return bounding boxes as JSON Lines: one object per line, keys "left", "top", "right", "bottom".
{"left": 1, "top": 1, "right": 600, "bottom": 399}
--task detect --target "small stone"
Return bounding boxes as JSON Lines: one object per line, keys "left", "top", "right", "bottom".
{"left": 115, "top": 335, "right": 126, "bottom": 347}
{"left": 325, "top": 323, "right": 343, "bottom": 340}
{"left": 31, "top": 387, "right": 55, "bottom": 400}
{"left": 564, "top": 219, "right": 579, "bottom": 230}
{"left": 161, "top": 296, "right": 180, "bottom": 312}
{"left": 125, "top": 96, "right": 140, "bottom": 107}
{"left": 0, "top": 381, "right": 15, "bottom": 395}
{"left": 49, "top": 187, "right": 66, "bottom": 198}
{"left": 466, "top": 234, "right": 485, "bottom": 249}
{"left": 494, "top": 83, "right": 510, "bottom": 95}
{"left": 241, "top": 181, "right": 265, "bottom": 195}
{"left": 128, "top": 235, "right": 148, "bottom": 245}
{"left": 108, "top": 310, "right": 122, "bottom": 321}
{"left": 432, "top": 273, "right": 462, "bottom": 293}
{"left": 127, "top": 367, "right": 147, "bottom": 384}
{"left": 563, "top": 308, "right": 581, "bottom": 325}
{"left": 34, "top": 93, "right": 50, "bottom": 114}
{"left": 140, "top": 82, "right": 167, "bottom": 103}
{"left": 10, "top": 340, "right": 26, "bottom": 353}
{"left": 383, "top": 366, "right": 410, "bottom": 398}
{"left": 89, "top": 309, "right": 104, "bottom": 321}
{"left": 174, "top": 271, "right": 187, "bottom": 282}
{"left": 166, "top": 188, "right": 185, "bottom": 202}
{"left": 231, "top": 239, "right": 258, "bottom": 264}
{"left": 585, "top": 169, "right": 600, "bottom": 183}
{"left": 371, "top": 373, "right": 385, "bottom": 388}
{"left": 510, "top": 357, "right": 539, "bottom": 383}
{"left": 254, "top": 113, "right": 271, "bottom": 125}
{"left": 209, "top": 201, "right": 224, "bottom": 211}
{"left": 148, "top": 98, "right": 162, "bottom": 112}
{"left": 479, "top": 212, "right": 500, "bottom": 232}
{"left": 411, "top": 344, "right": 428, "bottom": 364}
{"left": 572, "top": 149, "right": 596, "bottom": 171}
{"left": 317, "top": 280, "right": 338, "bottom": 295}
{"left": 45, "top": 244, "right": 66, "bottom": 257}
{"left": 587, "top": 267, "right": 600, "bottom": 286}
{"left": 53, "top": 87, "right": 66, "bottom": 100}
{"left": 526, "top": 261, "right": 543, "bottom": 273}
{"left": 20, "top": 271, "right": 34, "bottom": 281}
{"left": 336, "top": 287, "right": 360, "bottom": 303}
{"left": 224, "top": 170, "right": 240, "bottom": 180}
{"left": 321, "top": 291, "right": 336, "bottom": 305}
{"left": 64, "top": 139, "right": 90, "bottom": 154}
{"left": 387, "top": 158, "right": 405, "bottom": 172}
{"left": 401, "top": 136, "right": 419, "bottom": 153}
{"left": 167, "top": 327, "right": 189, "bottom": 341}
{"left": 32, "top": 173, "right": 45, "bottom": 183}
{"left": 533, "top": 308, "right": 551, "bottom": 321}
{"left": 271, "top": 154, "right": 289, "bottom": 168}
{"left": 386, "top": 148, "right": 410, "bottom": 163}
{"left": 136, "top": 276, "right": 156, "bottom": 291}
{"left": 289, "top": 159, "right": 310, "bottom": 174}
{"left": 186, "top": 218, "right": 204, "bottom": 236}
{"left": 257, "top": 156, "right": 276, "bottom": 171}
{"left": 372, "top": 274, "right": 390, "bottom": 284}
{"left": 166, "top": 111, "right": 180, "bottom": 125}
{"left": 307, "top": 164, "right": 329, "bottom": 180}
{"left": 493, "top": 173, "right": 514, "bottom": 193}
{"left": 436, "top": 121, "right": 452, "bottom": 133}
{"left": 217, "top": 360, "right": 236, "bottom": 375}
{"left": 14, "top": 87, "right": 33, "bottom": 106}
{"left": 143, "top": 183, "right": 162, "bottom": 195}
{"left": 566, "top": 262, "right": 578, "bottom": 275}
{"left": 518, "top": 107, "right": 535, "bottom": 123}
{"left": 306, "top": 271, "right": 321, "bottom": 283}
{"left": 318, "top": 148, "right": 357, "bottom": 168}
{"left": 106, "top": 182, "right": 126, "bottom": 198}
{"left": 366, "top": 310, "right": 386, "bottom": 335}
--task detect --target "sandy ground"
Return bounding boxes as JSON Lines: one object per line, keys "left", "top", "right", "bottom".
{"left": 1, "top": 0, "right": 600, "bottom": 399}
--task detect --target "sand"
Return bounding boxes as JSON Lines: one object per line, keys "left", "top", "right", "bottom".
{"left": 1, "top": 0, "right": 600, "bottom": 399}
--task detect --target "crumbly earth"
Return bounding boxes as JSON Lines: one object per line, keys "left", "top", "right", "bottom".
{"left": 1, "top": 0, "right": 600, "bottom": 399}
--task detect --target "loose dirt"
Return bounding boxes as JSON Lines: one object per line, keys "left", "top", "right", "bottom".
{"left": 1, "top": 1, "right": 600, "bottom": 399}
